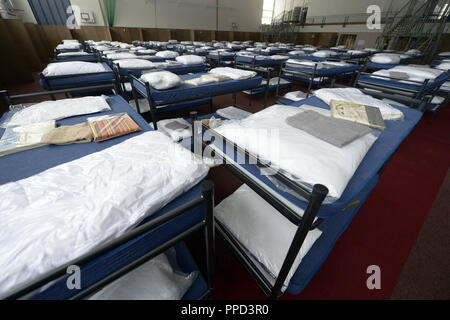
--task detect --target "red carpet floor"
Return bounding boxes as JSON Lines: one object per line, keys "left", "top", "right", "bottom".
{"left": 2, "top": 77, "right": 449, "bottom": 300}
{"left": 211, "top": 100, "right": 450, "bottom": 300}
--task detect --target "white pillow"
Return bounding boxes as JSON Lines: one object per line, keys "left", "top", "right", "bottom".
{"left": 106, "top": 52, "right": 137, "bottom": 60}
{"left": 176, "top": 55, "right": 205, "bottom": 65}
{"left": 215, "top": 184, "right": 322, "bottom": 290}
{"left": 57, "top": 52, "right": 89, "bottom": 57}
{"left": 370, "top": 53, "right": 401, "bottom": 64}
{"left": 137, "top": 49, "right": 157, "bottom": 55}
{"left": 312, "top": 50, "right": 337, "bottom": 58}
{"left": 140, "top": 71, "right": 182, "bottom": 90}
{"left": 42, "top": 62, "right": 107, "bottom": 77}
{"left": 436, "top": 62, "right": 450, "bottom": 71}
{"left": 155, "top": 51, "right": 179, "bottom": 58}
{"left": 89, "top": 253, "right": 196, "bottom": 300}
{"left": 114, "top": 59, "right": 155, "bottom": 69}
{"left": 2, "top": 96, "right": 111, "bottom": 127}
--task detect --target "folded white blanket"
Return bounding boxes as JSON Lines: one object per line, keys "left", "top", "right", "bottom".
{"left": 312, "top": 50, "right": 337, "bottom": 58}
{"left": 0, "top": 131, "right": 209, "bottom": 296}
{"left": 114, "top": 58, "right": 155, "bottom": 69}
{"left": 175, "top": 55, "right": 205, "bottom": 65}
{"left": 436, "top": 62, "right": 450, "bottom": 71}
{"left": 209, "top": 67, "right": 257, "bottom": 80}
{"left": 106, "top": 52, "right": 137, "bottom": 60}
{"left": 213, "top": 104, "right": 378, "bottom": 200}
{"left": 314, "top": 87, "right": 404, "bottom": 120}
{"left": 370, "top": 53, "right": 401, "bottom": 64}
{"left": 57, "top": 51, "right": 89, "bottom": 57}
{"left": 56, "top": 43, "right": 81, "bottom": 50}
{"left": 156, "top": 51, "right": 179, "bottom": 59}
{"left": 373, "top": 65, "right": 443, "bottom": 83}
{"left": 137, "top": 49, "right": 157, "bottom": 55}
{"left": 288, "top": 50, "right": 305, "bottom": 55}
{"left": 216, "top": 106, "right": 251, "bottom": 120}
{"left": 215, "top": 184, "right": 322, "bottom": 289}
{"left": 1, "top": 96, "right": 111, "bottom": 128}
{"left": 140, "top": 71, "right": 182, "bottom": 90}
{"left": 42, "top": 62, "right": 107, "bottom": 77}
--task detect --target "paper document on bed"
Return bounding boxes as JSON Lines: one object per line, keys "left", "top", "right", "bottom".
{"left": 330, "top": 100, "right": 386, "bottom": 130}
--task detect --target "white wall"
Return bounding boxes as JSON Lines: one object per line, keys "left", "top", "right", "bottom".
{"left": 71, "top": 0, "right": 106, "bottom": 26}
{"left": 218, "top": 0, "right": 264, "bottom": 32}
{"left": 10, "top": 0, "right": 37, "bottom": 23}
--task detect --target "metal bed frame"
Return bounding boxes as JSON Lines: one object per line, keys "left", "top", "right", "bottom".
{"left": 0, "top": 86, "right": 216, "bottom": 300}
{"left": 129, "top": 69, "right": 270, "bottom": 130}
{"left": 354, "top": 70, "right": 450, "bottom": 114}
{"left": 274, "top": 60, "right": 360, "bottom": 102}
{"left": 189, "top": 113, "right": 328, "bottom": 299}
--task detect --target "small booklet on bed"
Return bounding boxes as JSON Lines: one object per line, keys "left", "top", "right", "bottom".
{"left": 329, "top": 100, "right": 386, "bottom": 130}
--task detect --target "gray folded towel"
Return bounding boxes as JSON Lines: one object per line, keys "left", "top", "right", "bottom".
{"left": 286, "top": 110, "right": 372, "bottom": 147}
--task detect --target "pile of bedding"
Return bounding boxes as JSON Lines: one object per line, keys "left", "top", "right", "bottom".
{"left": 369, "top": 53, "right": 402, "bottom": 64}
{"left": 106, "top": 52, "right": 137, "bottom": 60}
{"left": 175, "top": 55, "right": 205, "bottom": 65}
{"left": 156, "top": 51, "right": 179, "bottom": 59}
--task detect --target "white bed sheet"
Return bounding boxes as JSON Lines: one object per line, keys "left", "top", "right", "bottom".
{"left": 0, "top": 131, "right": 209, "bottom": 296}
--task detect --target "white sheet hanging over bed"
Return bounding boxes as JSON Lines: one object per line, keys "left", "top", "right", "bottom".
{"left": 0, "top": 131, "right": 209, "bottom": 296}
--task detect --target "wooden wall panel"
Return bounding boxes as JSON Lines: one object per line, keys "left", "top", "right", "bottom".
{"left": 5, "top": 20, "right": 42, "bottom": 70}
{"left": 157, "top": 29, "right": 171, "bottom": 41}
{"left": 194, "top": 30, "right": 212, "bottom": 42}
{"left": 24, "top": 23, "right": 51, "bottom": 65}
{"left": 142, "top": 28, "right": 159, "bottom": 41}
{"left": 109, "top": 27, "right": 142, "bottom": 43}
{"left": 41, "top": 25, "right": 73, "bottom": 50}
{"left": 71, "top": 26, "right": 112, "bottom": 42}
{"left": 171, "top": 29, "right": 191, "bottom": 41}
{"left": 0, "top": 19, "right": 33, "bottom": 86}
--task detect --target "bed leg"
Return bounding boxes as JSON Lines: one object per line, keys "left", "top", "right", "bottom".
{"left": 202, "top": 180, "right": 215, "bottom": 300}
{"left": 270, "top": 184, "right": 328, "bottom": 299}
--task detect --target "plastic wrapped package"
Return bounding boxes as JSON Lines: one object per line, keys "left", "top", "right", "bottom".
{"left": 89, "top": 248, "right": 198, "bottom": 300}
{"left": 0, "top": 121, "right": 56, "bottom": 156}
{"left": 87, "top": 113, "right": 142, "bottom": 142}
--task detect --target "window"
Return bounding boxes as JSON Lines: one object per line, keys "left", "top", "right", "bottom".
{"left": 261, "top": 0, "right": 274, "bottom": 25}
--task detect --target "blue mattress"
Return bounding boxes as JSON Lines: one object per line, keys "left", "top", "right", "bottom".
{"left": 281, "top": 73, "right": 331, "bottom": 85}
{"left": 209, "top": 96, "right": 422, "bottom": 216}
{"left": 236, "top": 56, "right": 287, "bottom": 66}
{"left": 54, "top": 55, "right": 97, "bottom": 62}
{"left": 245, "top": 81, "right": 291, "bottom": 94}
{"left": 365, "top": 61, "right": 398, "bottom": 70}
{"left": 284, "top": 63, "right": 359, "bottom": 77}
{"left": 207, "top": 53, "right": 235, "bottom": 61}
{"left": 133, "top": 72, "right": 263, "bottom": 103}
{"left": 0, "top": 95, "right": 209, "bottom": 300}
{"left": 287, "top": 173, "right": 380, "bottom": 294}
{"left": 119, "top": 64, "right": 206, "bottom": 77}
{"left": 359, "top": 73, "right": 450, "bottom": 93}
{"left": 40, "top": 63, "right": 115, "bottom": 90}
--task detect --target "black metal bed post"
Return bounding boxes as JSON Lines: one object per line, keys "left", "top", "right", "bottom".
{"left": 270, "top": 183, "right": 328, "bottom": 299}
{"left": 190, "top": 111, "right": 198, "bottom": 154}
{"left": 39, "top": 73, "right": 56, "bottom": 101}
{"left": 145, "top": 82, "right": 159, "bottom": 130}
{"left": 274, "top": 62, "right": 284, "bottom": 104}
{"left": 0, "top": 90, "right": 12, "bottom": 107}
{"left": 306, "top": 64, "right": 318, "bottom": 98}
{"left": 263, "top": 67, "right": 270, "bottom": 108}
{"left": 131, "top": 81, "right": 142, "bottom": 115}
{"left": 201, "top": 180, "right": 215, "bottom": 299}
